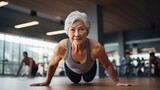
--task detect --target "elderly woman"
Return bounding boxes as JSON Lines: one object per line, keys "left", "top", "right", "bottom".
{"left": 31, "top": 11, "right": 134, "bottom": 86}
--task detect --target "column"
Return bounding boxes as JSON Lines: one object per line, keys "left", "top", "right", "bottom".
{"left": 85, "top": 5, "right": 106, "bottom": 78}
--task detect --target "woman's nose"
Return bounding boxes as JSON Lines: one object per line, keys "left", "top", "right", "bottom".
{"left": 75, "top": 30, "right": 80, "bottom": 36}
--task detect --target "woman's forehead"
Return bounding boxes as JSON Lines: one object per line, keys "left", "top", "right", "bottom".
{"left": 71, "top": 21, "right": 85, "bottom": 27}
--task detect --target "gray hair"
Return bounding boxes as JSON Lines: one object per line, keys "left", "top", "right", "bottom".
{"left": 64, "top": 11, "right": 90, "bottom": 35}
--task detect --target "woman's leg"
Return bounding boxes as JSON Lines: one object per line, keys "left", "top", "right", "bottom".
{"left": 154, "top": 67, "right": 160, "bottom": 76}
{"left": 83, "top": 61, "right": 97, "bottom": 82}
{"left": 31, "top": 67, "right": 38, "bottom": 76}
{"left": 64, "top": 63, "right": 81, "bottom": 83}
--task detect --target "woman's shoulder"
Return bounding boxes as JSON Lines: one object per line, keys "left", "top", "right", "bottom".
{"left": 88, "top": 38, "right": 104, "bottom": 54}
{"left": 55, "top": 39, "right": 68, "bottom": 53}
{"left": 88, "top": 38, "right": 103, "bottom": 48}
{"left": 88, "top": 38, "right": 105, "bottom": 59}
{"left": 58, "top": 38, "right": 68, "bottom": 48}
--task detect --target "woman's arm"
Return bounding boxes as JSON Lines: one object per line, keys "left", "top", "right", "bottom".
{"left": 45, "top": 57, "right": 59, "bottom": 84}
{"left": 28, "top": 58, "right": 34, "bottom": 77}
{"left": 16, "top": 60, "right": 24, "bottom": 76}
{"left": 96, "top": 45, "right": 134, "bottom": 86}
{"left": 96, "top": 46, "right": 119, "bottom": 84}
{"left": 148, "top": 58, "right": 152, "bottom": 77}
{"left": 157, "top": 58, "right": 160, "bottom": 69}
{"left": 30, "top": 40, "right": 67, "bottom": 86}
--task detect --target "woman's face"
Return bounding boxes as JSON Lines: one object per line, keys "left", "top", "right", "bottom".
{"left": 68, "top": 21, "right": 88, "bottom": 45}
{"left": 23, "top": 53, "right": 27, "bottom": 58}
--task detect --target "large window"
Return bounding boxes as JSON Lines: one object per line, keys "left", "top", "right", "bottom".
{"left": 0, "top": 33, "right": 60, "bottom": 76}
{"left": 0, "top": 33, "right": 5, "bottom": 74}
{"left": 4, "top": 34, "right": 13, "bottom": 74}
{"left": 12, "top": 36, "right": 20, "bottom": 62}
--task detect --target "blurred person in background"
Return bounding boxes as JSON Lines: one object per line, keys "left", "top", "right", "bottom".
{"left": 16, "top": 51, "right": 39, "bottom": 78}
{"left": 149, "top": 52, "right": 160, "bottom": 77}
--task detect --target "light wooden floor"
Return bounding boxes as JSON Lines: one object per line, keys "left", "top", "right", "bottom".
{"left": 0, "top": 76, "right": 160, "bottom": 90}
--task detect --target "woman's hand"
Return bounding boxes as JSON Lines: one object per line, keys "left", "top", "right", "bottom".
{"left": 30, "top": 82, "right": 49, "bottom": 86}
{"left": 116, "top": 82, "right": 135, "bottom": 86}
{"left": 27, "top": 73, "right": 34, "bottom": 78}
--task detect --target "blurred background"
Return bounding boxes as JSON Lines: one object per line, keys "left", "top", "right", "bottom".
{"left": 0, "top": 0, "right": 160, "bottom": 77}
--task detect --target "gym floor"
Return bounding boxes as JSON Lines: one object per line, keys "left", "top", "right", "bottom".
{"left": 0, "top": 76, "right": 160, "bottom": 90}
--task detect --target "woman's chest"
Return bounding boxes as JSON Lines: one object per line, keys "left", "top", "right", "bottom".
{"left": 71, "top": 52, "right": 87, "bottom": 64}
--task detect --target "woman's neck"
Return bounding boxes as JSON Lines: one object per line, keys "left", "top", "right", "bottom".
{"left": 71, "top": 42, "right": 86, "bottom": 54}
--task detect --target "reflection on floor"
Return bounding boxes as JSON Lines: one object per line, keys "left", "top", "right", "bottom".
{"left": 0, "top": 76, "right": 160, "bottom": 90}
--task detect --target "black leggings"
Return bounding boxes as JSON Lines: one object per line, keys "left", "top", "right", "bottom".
{"left": 31, "top": 67, "right": 38, "bottom": 76}
{"left": 154, "top": 67, "right": 160, "bottom": 76}
{"left": 64, "top": 62, "right": 97, "bottom": 83}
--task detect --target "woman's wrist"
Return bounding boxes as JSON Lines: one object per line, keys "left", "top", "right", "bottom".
{"left": 45, "top": 80, "right": 51, "bottom": 85}
{"left": 114, "top": 80, "right": 121, "bottom": 85}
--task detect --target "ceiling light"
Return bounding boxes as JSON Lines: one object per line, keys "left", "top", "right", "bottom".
{"left": 56, "top": 16, "right": 62, "bottom": 20}
{"left": 46, "top": 30, "right": 66, "bottom": 36}
{"left": 0, "top": 1, "right": 8, "bottom": 7}
{"left": 14, "top": 21, "right": 39, "bottom": 29}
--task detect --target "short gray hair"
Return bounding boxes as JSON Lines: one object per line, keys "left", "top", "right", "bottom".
{"left": 64, "top": 11, "right": 90, "bottom": 35}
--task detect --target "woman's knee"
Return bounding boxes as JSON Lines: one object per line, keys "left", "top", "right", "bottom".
{"left": 64, "top": 63, "right": 81, "bottom": 83}
{"left": 70, "top": 77, "right": 81, "bottom": 83}
{"left": 83, "top": 62, "right": 97, "bottom": 82}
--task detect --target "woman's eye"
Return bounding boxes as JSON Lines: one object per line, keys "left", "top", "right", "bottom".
{"left": 80, "top": 29, "right": 84, "bottom": 31}
{"left": 70, "top": 29, "right": 75, "bottom": 31}
{"left": 79, "top": 28, "right": 85, "bottom": 31}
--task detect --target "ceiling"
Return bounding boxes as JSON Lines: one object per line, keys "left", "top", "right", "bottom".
{"left": 1, "top": 0, "right": 160, "bottom": 41}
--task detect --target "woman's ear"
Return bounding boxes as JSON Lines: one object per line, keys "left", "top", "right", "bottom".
{"left": 86, "top": 29, "right": 89, "bottom": 36}
{"left": 87, "top": 32, "right": 89, "bottom": 36}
